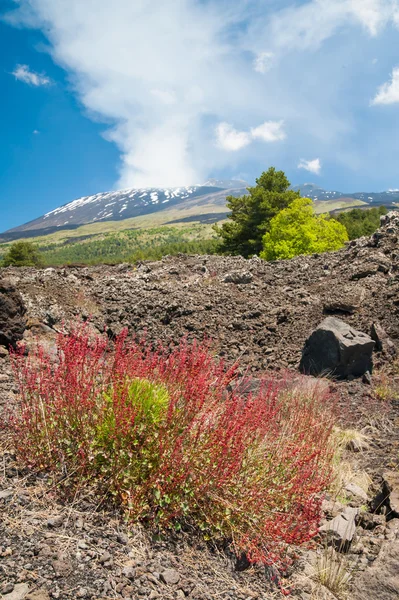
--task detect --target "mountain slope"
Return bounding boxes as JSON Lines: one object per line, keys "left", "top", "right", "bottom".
{"left": 3, "top": 180, "right": 399, "bottom": 242}
{"left": 293, "top": 182, "right": 399, "bottom": 206}
{"left": 2, "top": 183, "right": 248, "bottom": 240}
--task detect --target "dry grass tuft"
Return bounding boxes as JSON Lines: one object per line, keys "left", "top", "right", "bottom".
{"left": 311, "top": 548, "right": 352, "bottom": 599}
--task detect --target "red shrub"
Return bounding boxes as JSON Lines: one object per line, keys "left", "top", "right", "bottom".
{"left": 9, "top": 324, "right": 335, "bottom": 567}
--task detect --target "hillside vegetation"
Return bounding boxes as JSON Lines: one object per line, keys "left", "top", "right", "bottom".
{"left": 0, "top": 224, "right": 218, "bottom": 266}
{"left": 0, "top": 168, "right": 386, "bottom": 267}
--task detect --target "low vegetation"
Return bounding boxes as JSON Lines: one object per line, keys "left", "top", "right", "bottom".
{"left": 9, "top": 324, "right": 335, "bottom": 567}
{"left": 0, "top": 225, "right": 218, "bottom": 267}
{"left": 334, "top": 206, "right": 387, "bottom": 240}
{"left": 2, "top": 240, "right": 43, "bottom": 267}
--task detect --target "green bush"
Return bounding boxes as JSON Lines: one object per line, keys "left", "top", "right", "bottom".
{"left": 2, "top": 241, "right": 43, "bottom": 267}
{"left": 333, "top": 206, "right": 387, "bottom": 240}
{"left": 260, "top": 197, "right": 349, "bottom": 260}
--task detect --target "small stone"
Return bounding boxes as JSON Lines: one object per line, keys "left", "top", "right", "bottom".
{"left": 117, "top": 533, "right": 129, "bottom": 545}
{"left": 2, "top": 583, "right": 15, "bottom": 594}
{"left": 0, "top": 489, "right": 13, "bottom": 499}
{"left": 0, "top": 346, "right": 9, "bottom": 357}
{"left": 122, "top": 586, "right": 135, "bottom": 597}
{"left": 47, "top": 516, "right": 64, "bottom": 528}
{"left": 359, "top": 512, "right": 386, "bottom": 531}
{"left": 383, "top": 471, "right": 399, "bottom": 517}
{"left": 345, "top": 482, "right": 369, "bottom": 502}
{"left": 2, "top": 583, "right": 30, "bottom": 600}
{"left": 223, "top": 271, "right": 253, "bottom": 284}
{"left": 99, "top": 551, "right": 112, "bottom": 564}
{"left": 76, "top": 588, "right": 87, "bottom": 598}
{"left": 370, "top": 322, "right": 396, "bottom": 355}
{"left": 52, "top": 559, "right": 72, "bottom": 577}
{"left": 26, "top": 590, "right": 51, "bottom": 600}
{"left": 386, "top": 519, "right": 399, "bottom": 533}
{"left": 160, "top": 569, "right": 180, "bottom": 585}
{"left": 122, "top": 565, "right": 136, "bottom": 580}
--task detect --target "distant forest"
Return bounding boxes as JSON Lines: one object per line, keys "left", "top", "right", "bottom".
{"left": 39, "top": 225, "right": 218, "bottom": 266}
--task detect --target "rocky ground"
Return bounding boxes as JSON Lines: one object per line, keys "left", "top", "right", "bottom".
{"left": 1, "top": 214, "right": 399, "bottom": 599}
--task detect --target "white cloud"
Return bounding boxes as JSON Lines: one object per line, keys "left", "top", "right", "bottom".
{"left": 348, "top": 0, "right": 390, "bottom": 36}
{"left": 371, "top": 66, "right": 399, "bottom": 104}
{"left": 216, "top": 120, "right": 286, "bottom": 151}
{"left": 12, "top": 64, "right": 51, "bottom": 86}
{"left": 253, "top": 51, "right": 274, "bottom": 74}
{"left": 249, "top": 0, "right": 399, "bottom": 55}
{"left": 298, "top": 158, "right": 322, "bottom": 175}
{"left": 5, "top": 0, "right": 399, "bottom": 188}
{"left": 216, "top": 123, "right": 251, "bottom": 151}
{"left": 33, "top": 129, "right": 40, "bottom": 134}
{"left": 150, "top": 89, "right": 177, "bottom": 105}
{"left": 251, "top": 120, "right": 286, "bottom": 142}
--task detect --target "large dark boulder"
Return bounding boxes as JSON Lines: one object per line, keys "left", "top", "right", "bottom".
{"left": 0, "top": 279, "right": 26, "bottom": 349}
{"left": 299, "top": 317, "right": 374, "bottom": 379}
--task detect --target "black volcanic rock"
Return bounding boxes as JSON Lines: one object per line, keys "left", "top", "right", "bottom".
{"left": 0, "top": 280, "right": 26, "bottom": 348}
{"left": 300, "top": 317, "right": 374, "bottom": 379}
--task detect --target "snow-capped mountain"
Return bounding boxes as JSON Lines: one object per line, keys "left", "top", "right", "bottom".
{"left": 3, "top": 179, "right": 399, "bottom": 241}
{"left": 293, "top": 182, "right": 399, "bottom": 205}
{"left": 3, "top": 182, "right": 248, "bottom": 239}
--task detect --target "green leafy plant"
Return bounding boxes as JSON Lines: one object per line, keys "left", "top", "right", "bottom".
{"left": 260, "top": 197, "right": 348, "bottom": 260}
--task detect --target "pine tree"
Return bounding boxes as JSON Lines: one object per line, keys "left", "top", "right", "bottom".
{"left": 213, "top": 167, "right": 300, "bottom": 257}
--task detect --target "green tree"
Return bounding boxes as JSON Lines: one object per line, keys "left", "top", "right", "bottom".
{"left": 260, "top": 197, "right": 349, "bottom": 261}
{"left": 213, "top": 167, "right": 300, "bottom": 257}
{"left": 2, "top": 241, "right": 44, "bottom": 267}
{"left": 333, "top": 206, "right": 387, "bottom": 240}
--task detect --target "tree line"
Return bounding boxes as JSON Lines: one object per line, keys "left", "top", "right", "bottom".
{"left": 0, "top": 167, "right": 389, "bottom": 267}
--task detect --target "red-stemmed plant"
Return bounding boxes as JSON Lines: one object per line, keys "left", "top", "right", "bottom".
{"left": 9, "top": 324, "right": 335, "bottom": 568}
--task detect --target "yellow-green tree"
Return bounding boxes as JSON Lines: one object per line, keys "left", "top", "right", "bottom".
{"left": 260, "top": 197, "right": 348, "bottom": 260}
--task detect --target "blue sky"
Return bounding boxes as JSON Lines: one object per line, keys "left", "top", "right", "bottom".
{"left": 1, "top": 0, "right": 399, "bottom": 231}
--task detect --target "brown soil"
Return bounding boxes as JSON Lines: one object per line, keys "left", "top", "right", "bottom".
{"left": 1, "top": 214, "right": 399, "bottom": 599}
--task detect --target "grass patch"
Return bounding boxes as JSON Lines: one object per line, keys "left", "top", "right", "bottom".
{"left": 312, "top": 548, "right": 352, "bottom": 599}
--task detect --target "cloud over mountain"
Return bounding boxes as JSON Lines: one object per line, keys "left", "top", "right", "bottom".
{"left": 4, "top": 0, "right": 399, "bottom": 190}
{"left": 298, "top": 158, "right": 322, "bottom": 175}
